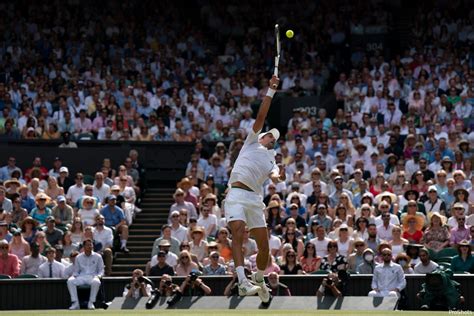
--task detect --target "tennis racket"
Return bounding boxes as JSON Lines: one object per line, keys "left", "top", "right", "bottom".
{"left": 273, "top": 24, "right": 281, "bottom": 79}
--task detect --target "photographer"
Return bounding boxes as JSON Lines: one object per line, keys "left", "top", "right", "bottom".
{"left": 179, "top": 270, "right": 212, "bottom": 296}
{"left": 316, "top": 272, "right": 343, "bottom": 298}
{"left": 145, "top": 274, "right": 180, "bottom": 309}
{"left": 123, "top": 269, "right": 152, "bottom": 299}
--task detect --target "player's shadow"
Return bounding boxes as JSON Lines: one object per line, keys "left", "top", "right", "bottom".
{"left": 228, "top": 295, "right": 245, "bottom": 309}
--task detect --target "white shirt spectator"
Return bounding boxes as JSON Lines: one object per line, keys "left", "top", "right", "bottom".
{"left": 310, "top": 237, "right": 331, "bottom": 257}
{"left": 38, "top": 260, "right": 65, "bottom": 278}
{"left": 93, "top": 226, "right": 114, "bottom": 250}
{"left": 374, "top": 214, "right": 400, "bottom": 227}
{"left": 66, "top": 184, "right": 85, "bottom": 204}
{"left": 78, "top": 208, "right": 100, "bottom": 226}
{"left": 21, "top": 255, "right": 47, "bottom": 275}
{"left": 171, "top": 224, "right": 188, "bottom": 243}
{"left": 197, "top": 214, "right": 218, "bottom": 237}
{"left": 150, "top": 251, "right": 178, "bottom": 267}
{"left": 414, "top": 260, "right": 439, "bottom": 274}
{"left": 376, "top": 223, "right": 395, "bottom": 241}
{"left": 93, "top": 183, "right": 110, "bottom": 204}
{"left": 369, "top": 262, "right": 406, "bottom": 297}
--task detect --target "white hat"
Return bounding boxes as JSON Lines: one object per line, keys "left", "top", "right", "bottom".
{"left": 59, "top": 167, "right": 69, "bottom": 173}
{"left": 258, "top": 128, "right": 280, "bottom": 142}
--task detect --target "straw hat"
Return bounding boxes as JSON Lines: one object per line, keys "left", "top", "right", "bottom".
{"left": 178, "top": 177, "right": 192, "bottom": 189}
{"left": 427, "top": 212, "right": 447, "bottom": 226}
{"left": 334, "top": 223, "right": 354, "bottom": 236}
{"left": 203, "top": 193, "right": 217, "bottom": 203}
{"left": 402, "top": 214, "right": 424, "bottom": 231}
{"left": 375, "top": 191, "right": 397, "bottom": 205}
{"left": 455, "top": 240, "right": 472, "bottom": 250}
{"left": 20, "top": 216, "right": 39, "bottom": 230}
{"left": 4, "top": 178, "right": 21, "bottom": 189}
{"left": 266, "top": 200, "right": 281, "bottom": 210}
{"left": 453, "top": 188, "right": 469, "bottom": 198}
{"left": 35, "top": 192, "right": 51, "bottom": 204}
{"left": 191, "top": 226, "right": 204, "bottom": 234}
{"left": 173, "top": 188, "right": 185, "bottom": 198}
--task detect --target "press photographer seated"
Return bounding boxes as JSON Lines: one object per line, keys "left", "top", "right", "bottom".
{"left": 316, "top": 271, "right": 344, "bottom": 298}
{"left": 179, "top": 270, "right": 212, "bottom": 296}
{"left": 123, "top": 269, "right": 152, "bottom": 299}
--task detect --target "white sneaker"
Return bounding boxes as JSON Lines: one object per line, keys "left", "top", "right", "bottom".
{"left": 87, "top": 301, "right": 95, "bottom": 310}
{"left": 238, "top": 278, "right": 261, "bottom": 296}
{"left": 69, "top": 302, "right": 80, "bottom": 310}
{"left": 251, "top": 273, "right": 271, "bottom": 303}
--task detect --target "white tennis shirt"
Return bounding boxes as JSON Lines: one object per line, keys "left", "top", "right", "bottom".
{"left": 229, "top": 129, "right": 279, "bottom": 196}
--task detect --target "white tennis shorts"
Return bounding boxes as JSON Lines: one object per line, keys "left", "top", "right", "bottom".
{"left": 224, "top": 188, "right": 266, "bottom": 229}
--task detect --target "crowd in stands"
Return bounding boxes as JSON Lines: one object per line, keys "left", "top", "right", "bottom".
{"left": 0, "top": 150, "right": 143, "bottom": 278}
{"left": 0, "top": 0, "right": 473, "bottom": 292}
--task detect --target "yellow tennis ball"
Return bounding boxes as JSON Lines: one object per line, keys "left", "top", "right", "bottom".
{"left": 286, "top": 30, "right": 294, "bottom": 38}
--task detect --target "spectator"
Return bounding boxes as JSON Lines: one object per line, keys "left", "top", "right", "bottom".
{"left": 92, "top": 172, "right": 110, "bottom": 204}
{"left": 414, "top": 248, "right": 439, "bottom": 274}
{"left": 151, "top": 225, "right": 180, "bottom": 257}
{"left": 394, "top": 253, "right": 414, "bottom": 274}
{"left": 29, "top": 193, "right": 53, "bottom": 225}
{"left": 320, "top": 240, "right": 348, "bottom": 273}
{"left": 316, "top": 271, "right": 343, "bottom": 298}
{"left": 52, "top": 195, "right": 74, "bottom": 231}
{"left": 175, "top": 250, "right": 199, "bottom": 277}
{"left": 169, "top": 211, "right": 188, "bottom": 243}
{"left": 169, "top": 189, "right": 198, "bottom": 221}
{"left": 0, "top": 239, "right": 20, "bottom": 278}
{"left": 149, "top": 250, "right": 175, "bottom": 277}
{"left": 267, "top": 272, "right": 291, "bottom": 296}
{"left": 189, "top": 226, "right": 208, "bottom": 262}
{"left": 38, "top": 247, "right": 65, "bottom": 278}
{"left": 203, "top": 251, "right": 227, "bottom": 275}
{"left": 369, "top": 248, "right": 406, "bottom": 298}
{"left": 0, "top": 221, "right": 12, "bottom": 242}
{"left": 356, "top": 248, "right": 375, "bottom": 274}
{"left": 8, "top": 229, "right": 30, "bottom": 261}
{"left": 43, "top": 216, "right": 64, "bottom": 247}
{"left": 93, "top": 215, "right": 114, "bottom": 276}
{"left": 100, "top": 195, "right": 129, "bottom": 253}
{"left": 19, "top": 185, "right": 35, "bottom": 213}
{"left": 67, "top": 239, "right": 104, "bottom": 310}
{"left": 57, "top": 167, "right": 74, "bottom": 193}
{"left": 348, "top": 239, "right": 366, "bottom": 273}
{"left": 0, "top": 186, "right": 13, "bottom": 213}
{"left": 421, "top": 213, "right": 450, "bottom": 252}
{"left": 20, "top": 242, "right": 47, "bottom": 275}
{"left": 197, "top": 205, "right": 218, "bottom": 238}
{"left": 78, "top": 196, "right": 100, "bottom": 226}
{"left": 66, "top": 173, "right": 86, "bottom": 205}
{"left": 451, "top": 240, "right": 474, "bottom": 273}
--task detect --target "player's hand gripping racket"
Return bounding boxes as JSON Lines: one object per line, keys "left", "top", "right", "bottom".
{"left": 273, "top": 24, "right": 281, "bottom": 89}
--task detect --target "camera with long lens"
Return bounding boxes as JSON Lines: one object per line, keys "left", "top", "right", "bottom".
{"left": 325, "top": 278, "right": 333, "bottom": 286}
{"left": 189, "top": 271, "right": 199, "bottom": 282}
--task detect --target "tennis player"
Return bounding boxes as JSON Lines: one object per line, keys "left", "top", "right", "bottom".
{"left": 225, "top": 75, "right": 284, "bottom": 303}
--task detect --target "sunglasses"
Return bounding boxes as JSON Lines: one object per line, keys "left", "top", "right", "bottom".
{"left": 211, "top": 256, "right": 219, "bottom": 259}
{"left": 158, "top": 254, "right": 166, "bottom": 257}
{"left": 180, "top": 257, "right": 189, "bottom": 260}
{"left": 172, "top": 215, "right": 179, "bottom": 218}
{"left": 328, "top": 245, "right": 337, "bottom": 249}
{"left": 287, "top": 254, "right": 296, "bottom": 258}
{"left": 382, "top": 254, "right": 392, "bottom": 257}
{"left": 0, "top": 246, "right": 8, "bottom": 249}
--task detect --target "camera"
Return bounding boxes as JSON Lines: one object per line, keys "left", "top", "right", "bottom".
{"left": 137, "top": 276, "right": 145, "bottom": 283}
{"left": 325, "top": 278, "right": 333, "bottom": 286}
{"left": 165, "top": 280, "right": 172, "bottom": 286}
{"left": 189, "top": 271, "right": 198, "bottom": 282}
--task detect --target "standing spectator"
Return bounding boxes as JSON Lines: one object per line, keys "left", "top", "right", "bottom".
{"left": 67, "top": 239, "right": 104, "bottom": 310}
{"left": 100, "top": 195, "right": 129, "bottom": 253}
{"left": 0, "top": 240, "right": 20, "bottom": 277}
{"left": 66, "top": 173, "right": 85, "bottom": 205}
{"left": 414, "top": 248, "right": 439, "bottom": 274}
{"left": 368, "top": 248, "right": 406, "bottom": 298}
{"left": 38, "top": 247, "right": 65, "bottom": 278}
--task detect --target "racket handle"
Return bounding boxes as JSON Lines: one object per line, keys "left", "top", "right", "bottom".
{"left": 273, "top": 57, "right": 279, "bottom": 76}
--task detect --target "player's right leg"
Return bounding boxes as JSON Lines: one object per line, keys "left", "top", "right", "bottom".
{"left": 250, "top": 226, "right": 272, "bottom": 303}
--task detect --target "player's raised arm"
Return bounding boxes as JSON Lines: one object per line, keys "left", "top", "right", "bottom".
{"left": 252, "top": 75, "right": 280, "bottom": 133}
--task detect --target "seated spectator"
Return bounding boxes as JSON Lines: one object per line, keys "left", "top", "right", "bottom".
{"left": 149, "top": 250, "right": 175, "bottom": 277}
{"left": 9, "top": 229, "right": 30, "bottom": 260}
{"left": 20, "top": 242, "right": 47, "bottom": 275}
{"left": 51, "top": 195, "right": 73, "bottom": 231}
{"left": 70, "top": 217, "right": 85, "bottom": 245}
{"left": 149, "top": 239, "right": 178, "bottom": 271}
{"left": 309, "top": 225, "right": 331, "bottom": 258}
{"left": 10, "top": 196, "right": 28, "bottom": 225}
{"left": 389, "top": 226, "right": 409, "bottom": 258}
{"left": 414, "top": 248, "right": 439, "bottom": 274}
{"left": 282, "top": 204, "right": 307, "bottom": 234}
{"left": 66, "top": 173, "right": 85, "bottom": 206}
{"left": 320, "top": 240, "right": 348, "bottom": 273}
{"left": 45, "top": 176, "right": 64, "bottom": 201}
{"left": 203, "top": 251, "right": 228, "bottom": 275}
{"left": 368, "top": 248, "right": 406, "bottom": 298}
{"left": 100, "top": 195, "right": 129, "bottom": 253}
{"left": 67, "top": 239, "right": 104, "bottom": 310}
{"left": 0, "top": 221, "right": 12, "bottom": 242}
{"left": 19, "top": 185, "right": 35, "bottom": 214}
{"left": 62, "top": 232, "right": 79, "bottom": 258}
{"left": 175, "top": 250, "right": 199, "bottom": 276}
{"left": 0, "top": 239, "right": 20, "bottom": 277}
{"left": 38, "top": 247, "right": 65, "bottom": 278}
{"left": 279, "top": 249, "right": 303, "bottom": 275}
{"left": 394, "top": 253, "right": 414, "bottom": 274}
{"left": 451, "top": 240, "right": 474, "bottom": 273}
{"left": 421, "top": 213, "right": 450, "bottom": 252}
{"left": 189, "top": 226, "right": 208, "bottom": 262}
{"left": 169, "top": 188, "right": 198, "bottom": 221}
{"left": 197, "top": 205, "right": 218, "bottom": 238}
{"left": 93, "top": 215, "right": 114, "bottom": 276}
{"left": 43, "top": 216, "right": 64, "bottom": 247}
{"left": 267, "top": 272, "right": 291, "bottom": 296}
{"left": 356, "top": 248, "right": 375, "bottom": 274}
{"left": 215, "top": 228, "right": 233, "bottom": 262}
{"left": 335, "top": 224, "right": 354, "bottom": 257}
{"left": 347, "top": 239, "right": 366, "bottom": 273}
{"left": 35, "top": 231, "right": 52, "bottom": 256}
{"left": 30, "top": 193, "right": 53, "bottom": 225}
{"left": 169, "top": 211, "right": 188, "bottom": 243}
{"left": 123, "top": 269, "right": 152, "bottom": 299}
{"left": 300, "top": 242, "right": 321, "bottom": 273}
{"left": 281, "top": 228, "right": 304, "bottom": 258}
{"left": 78, "top": 196, "right": 100, "bottom": 226}
{"left": 402, "top": 214, "right": 424, "bottom": 244}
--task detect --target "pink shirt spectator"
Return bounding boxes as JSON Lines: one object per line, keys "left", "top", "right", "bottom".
{"left": 74, "top": 117, "right": 92, "bottom": 133}
{"left": 0, "top": 253, "right": 20, "bottom": 278}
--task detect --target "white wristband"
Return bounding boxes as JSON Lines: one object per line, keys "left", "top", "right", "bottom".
{"left": 266, "top": 88, "right": 276, "bottom": 98}
{"left": 318, "top": 285, "right": 325, "bottom": 293}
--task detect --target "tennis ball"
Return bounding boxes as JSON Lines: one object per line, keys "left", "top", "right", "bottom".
{"left": 286, "top": 30, "right": 294, "bottom": 38}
